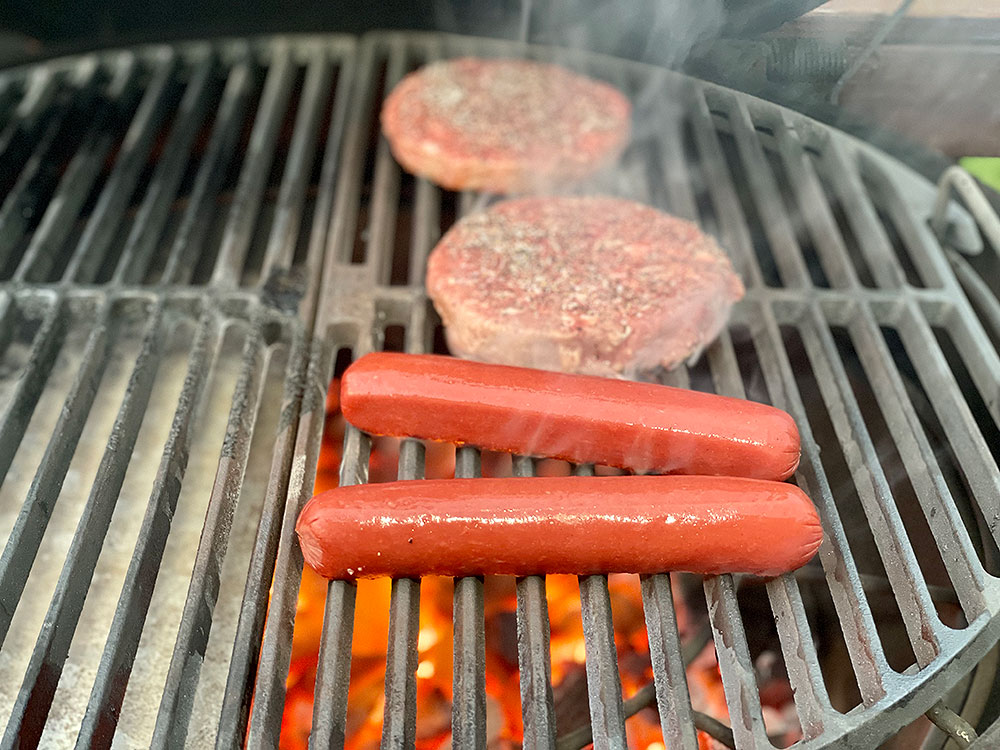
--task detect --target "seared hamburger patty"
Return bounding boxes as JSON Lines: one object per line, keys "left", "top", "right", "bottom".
{"left": 426, "top": 196, "right": 744, "bottom": 377}
{"left": 380, "top": 58, "right": 630, "bottom": 193}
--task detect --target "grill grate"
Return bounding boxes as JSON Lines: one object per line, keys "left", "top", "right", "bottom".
{"left": 0, "top": 31, "right": 999, "bottom": 749}
{"left": 0, "top": 36, "right": 356, "bottom": 749}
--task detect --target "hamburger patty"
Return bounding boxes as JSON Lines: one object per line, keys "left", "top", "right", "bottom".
{"left": 380, "top": 58, "right": 630, "bottom": 193}
{"left": 426, "top": 196, "right": 744, "bottom": 377}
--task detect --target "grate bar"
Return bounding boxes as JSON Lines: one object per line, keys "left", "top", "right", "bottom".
{"left": 765, "top": 574, "right": 836, "bottom": 740}
{"left": 160, "top": 55, "right": 254, "bottom": 285}
{"left": 571, "top": 462, "right": 628, "bottom": 750}
{"left": 210, "top": 44, "right": 295, "bottom": 288}
{"left": 297, "top": 46, "right": 357, "bottom": 326}
{"left": 259, "top": 46, "right": 333, "bottom": 281}
{"left": 726, "top": 98, "right": 812, "bottom": 288}
{"left": 751, "top": 299, "right": 894, "bottom": 704}
{"left": 452, "top": 576, "right": 487, "bottom": 749}
{"left": 0, "top": 65, "right": 99, "bottom": 274}
{"left": 381, "top": 576, "right": 422, "bottom": 750}
{"left": 657, "top": 357, "right": 690, "bottom": 389}
{"left": 648, "top": 114, "right": 753, "bottom": 750}
{"left": 971, "top": 714, "right": 1000, "bottom": 748}
{"left": 578, "top": 571, "right": 628, "bottom": 750}
{"left": 771, "top": 113, "right": 860, "bottom": 289}
{"left": 459, "top": 190, "right": 481, "bottom": 218}
{"left": 799, "top": 303, "right": 942, "bottom": 666}
{"left": 516, "top": 575, "right": 557, "bottom": 750}
{"left": 0, "top": 69, "right": 59, "bottom": 162}
{"left": 2, "top": 299, "right": 167, "bottom": 748}
{"left": 366, "top": 40, "right": 407, "bottom": 284}
{"left": 894, "top": 301, "right": 1000, "bottom": 550}
{"left": 873, "top": 165, "right": 1000, "bottom": 426}
{"left": 323, "top": 41, "right": 376, "bottom": 269}
{"left": 686, "top": 332, "right": 772, "bottom": 750}
{"left": 215, "top": 325, "right": 310, "bottom": 750}
{"left": 705, "top": 326, "right": 836, "bottom": 735}
{"left": 0, "top": 299, "right": 106, "bottom": 645}
{"left": 75, "top": 306, "right": 220, "bottom": 749}
{"left": 244, "top": 337, "right": 343, "bottom": 749}
{"left": 704, "top": 574, "right": 771, "bottom": 749}
{"left": 312, "top": 581, "right": 359, "bottom": 750}
{"left": 640, "top": 574, "right": 699, "bottom": 750}
{"left": 649, "top": 98, "right": 698, "bottom": 222}
{"left": 379, "top": 438, "right": 425, "bottom": 750}
{"left": 452, "top": 446, "right": 487, "bottom": 750}
{"left": 0, "top": 78, "right": 22, "bottom": 123}
{"left": 0, "top": 300, "right": 69, "bottom": 496}
{"left": 303, "top": 422, "right": 370, "bottom": 750}
{"left": 63, "top": 51, "right": 178, "bottom": 284}
{"left": 819, "top": 138, "right": 905, "bottom": 289}
{"left": 402, "top": 302, "right": 431, "bottom": 354}
{"left": 113, "top": 52, "right": 216, "bottom": 284}
{"left": 616, "top": 138, "right": 658, "bottom": 206}
{"left": 860, "top": 158, "right": 948, "bottom": 289}
{"left": 934, "top": 301, "right": 1000, "bottom": 429}
{"left": 405, "top": 40, "right": 445, "bottom": 288}
{"left": 150, "top": 316, "right": 269, "bottom": 748}
{"left": 687, "top": 87, "right": 762, "bottom": 287}
{"left": 13, "top": 55, "right": 140, "bottom": 283}
{"left": 513, "top": 455, "right": 557, "bottom": 750}
{"left": 0, "top": 291, "right": 13, "bottom": 357}
{"left": 848, "top": 305, "right": 988, "bottom": 618}
{"left": 703, "top": 326, "right": 743, "bottom": 397}
{"left": 408, "top": 176, "right": 441, "bottom": 287}
{"left": 376, "top": 308, "right": 432, "bottom": 750}
{"left": 0, "top": 78, "right": 20, "bottom": 131}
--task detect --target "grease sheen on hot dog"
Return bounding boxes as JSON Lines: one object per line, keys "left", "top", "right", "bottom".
{"left": 296, "top": 476, "right": 822, "bottom": 579}
{"left": 340, "top": 352, "right": 800, "bottom": 480}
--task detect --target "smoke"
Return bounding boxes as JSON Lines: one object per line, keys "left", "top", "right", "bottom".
{"left": 429, "top": 0, "right": 727, "bottom": 212}
{"left": 431, "top": 0, "right": 725, "bottom": 64}
{"left": 436, "top": 0, "right": 724, "bottom": 68}
{"left": 422, "top": 0, "right": 740, "bottom": 380}
{"left": 542, "top": 0, "right": 723, "bottom": 215}
{"left": 508, "top": 0, "right": 725, "bottom": 71}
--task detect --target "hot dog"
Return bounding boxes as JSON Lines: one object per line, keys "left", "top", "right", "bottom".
{"left": 340, "top": 352, "right": 800, "bottom": 480}
{"left": 296, "top": 476, "right": 822, "bottom": 579}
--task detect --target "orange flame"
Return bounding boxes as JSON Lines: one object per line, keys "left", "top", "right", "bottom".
{"left": 277, "top": 383, "right": 792, "bottom": 750}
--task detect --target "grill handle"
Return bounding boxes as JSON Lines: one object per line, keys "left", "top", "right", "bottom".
{"left": 932, "top": 165, "right": 1000, "bottom": 257}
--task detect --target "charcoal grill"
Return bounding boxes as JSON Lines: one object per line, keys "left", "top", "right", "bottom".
{"left": 2, "top": 30, "right": 1000, "bottom": 750}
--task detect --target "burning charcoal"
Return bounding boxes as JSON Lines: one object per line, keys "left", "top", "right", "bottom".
{"left": 553, "top": 664, "right": 592, "bottom": 736}
{"left": 414, "top": 685, "right": 451, "bottom": 742}
{"left": 485, "top": 610, "right": 519, "bottom": 672}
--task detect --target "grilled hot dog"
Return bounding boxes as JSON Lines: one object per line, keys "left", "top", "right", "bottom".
{"left": 340, "top": 352, "right": 800, "bottom": 480}
{"left": 296, "top": 475, "right": 822, "bottom": 579}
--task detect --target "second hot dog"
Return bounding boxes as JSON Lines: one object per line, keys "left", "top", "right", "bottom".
{"left": 297, "top": 475, "right": 822, "bottom": 579}
{"left": 340, "top": 352, "right": 800, "bottom": 480}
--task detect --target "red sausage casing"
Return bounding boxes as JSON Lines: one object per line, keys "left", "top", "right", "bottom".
{"left": 296, "top": 476, "right": 822, "bottom": 579}
{"left": 340, "top": 352, "right": 800, "bottom": 480}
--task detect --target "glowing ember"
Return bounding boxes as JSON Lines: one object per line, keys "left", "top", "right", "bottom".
{"left": 276, "top": 382, "right": 799, "bottom": 749}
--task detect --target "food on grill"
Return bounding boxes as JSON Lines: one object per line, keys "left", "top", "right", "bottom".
{"left": 380, "top": 57, "right": 630, "bottom": 193}
{"left": 425, "top": 196, "right": 744, "bottom": 377}
{"left": 340, "top": 352, "right": 799, "bottom": 479}
{"left": 296, "top": 476, "right": 823, "bottom": 579}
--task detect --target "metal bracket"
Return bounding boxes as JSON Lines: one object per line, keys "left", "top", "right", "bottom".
{"left": 932, "top": 165, "right": 1000, "bottom": 258}
{"left": 926, "top": 701, "right": 977, "bottom": 748}
{"left": 829, "top": 0, "right": 914, "bottom": 105}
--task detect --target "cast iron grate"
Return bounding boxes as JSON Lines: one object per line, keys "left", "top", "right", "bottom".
{"left": 0, "top": 31, "right": 999, "bottom": 750}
